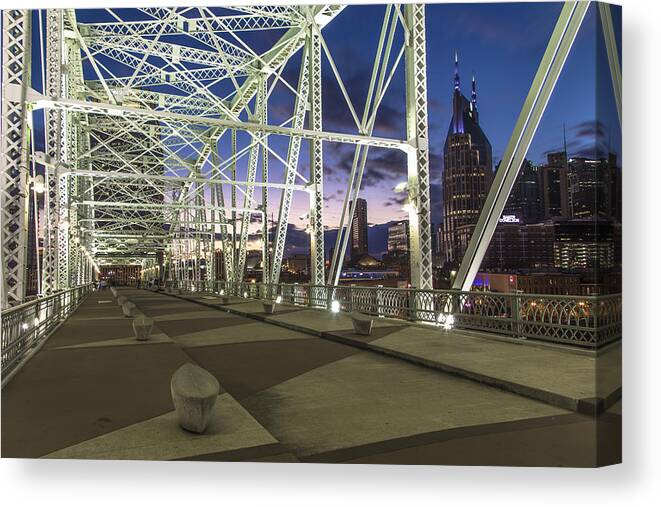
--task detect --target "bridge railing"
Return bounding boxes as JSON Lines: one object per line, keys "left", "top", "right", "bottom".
{"left": 1, "top": 284, "right": 94, "bottom": 383}
{"left": 164, "top": 280, "right": 621, "bottom": 350}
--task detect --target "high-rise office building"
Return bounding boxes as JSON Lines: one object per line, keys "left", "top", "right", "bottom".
{"left": 350, "top": 198, "right": 368, "bottom": 257}
{"left": 503, "top": 159, "right": 542, "bottom": 223}
{"left": 552, "top": 219, "right": 616, "bottom": 270}
{"left": 440, "top": 54, "right": 493, "bottom": 266}
{"left": 430, "top": 222, "right": 438, "bottom": 257}
{"left": 387, "top": 220, "right": 410, "bottom": 254}
{"left": 568, "top": 154, "right": 617, "bottom": 219}
{"left": 541, "top": 151, "right": 570, "bottom": 219}
{"left": 482, "top": 219, "right": 555, "bottom": 271}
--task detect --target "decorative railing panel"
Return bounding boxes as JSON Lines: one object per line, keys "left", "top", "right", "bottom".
{"left": 164, "top": 280, "right": 621, "bottom": 349}
{"left": 1, "top": 284, "right": 93, "bottom": 382}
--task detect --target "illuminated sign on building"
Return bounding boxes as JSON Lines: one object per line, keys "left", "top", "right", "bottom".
{"left": 499, "top": 214, "right": 521, "bottom": 223}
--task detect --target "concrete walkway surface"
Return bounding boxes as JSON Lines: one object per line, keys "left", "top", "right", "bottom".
{"left": 1, "top": 288, "right": 621, "bottom": 466}
{"left": 174, "top": 290, "right": 622, "bottom": 415}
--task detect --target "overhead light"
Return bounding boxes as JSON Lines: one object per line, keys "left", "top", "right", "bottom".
{"left": 32, "top": 175, "right": 45, "bottom": 194}
{"left": 393, "top": 181, "right": 408, "bottom": 193}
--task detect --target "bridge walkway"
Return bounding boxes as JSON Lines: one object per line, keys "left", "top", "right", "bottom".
{"left": 1, "top": 288, "right": 620, "bottom": 466}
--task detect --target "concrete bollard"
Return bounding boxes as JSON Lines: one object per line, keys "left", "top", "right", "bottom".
{"left": 132, "top": 315, "right": 154, "bottom": 341}
{"left": 122, "top": 301, "right": 137, "bottom": 317}
{"left": 262, "top": 300, "right": 276, "bottom": 314}
{"left": 116, "top": 295, "right": 127, "bottom": 306}
{"left": 171, "top": 363, "right": 220, "bottom": 434}
{"left": 219, "top": 296, "right": 230, "bottom": 305}
{"left": 350, "top": 311, "right": 374, "bottom": 336}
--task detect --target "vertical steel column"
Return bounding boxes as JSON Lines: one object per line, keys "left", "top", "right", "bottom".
{"left": 42, "top": 9, "right": 63, "bottom": 293}
{"left": 260, "top": 76, "right": 270, "bottom": 285}
{"left": 308, "top": 22, "right": 325, "bottom": 286}
{"left": 404, "top": 4, "right": 433, "bottom": 290}
{"left": 269, "top": 39, "right": 310, "bottom": 285}
{"left": 453, "top": 1, "right": 589, "bottom": 291}
{"left": 56, "top": 167, "right": 69, "bottom": 288}
{"left": 230, "top": 128, "right": 237, "bottom": 283}
{"left": 57, "top": 35, "right": 81, "bottom": 289}
{"left": 1, "top": 10, "right": 31, "bottom": 307}
{"left": 211, "top": 147, "right": 232, "bottom": 282}
{"left": 236, "top": 94, "right": 263, "bottom": 280}
{"left": 194, "top": 177, "right": 203, "bottom": 285}
{"left": 67, "top": 123, "right": 79, "bottom": 287}
{"left": 77, "top": 119, "right": 93, "bottom": 285}
{"left": 69, "top": 25, "right": 89, "bottom": 287}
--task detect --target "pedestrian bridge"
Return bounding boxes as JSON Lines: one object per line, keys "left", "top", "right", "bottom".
{"left": 1, "top": 4, "right": 621, "bottom": 465}
{"left": 1, "top": 286, "right": 621, "bottom": 465}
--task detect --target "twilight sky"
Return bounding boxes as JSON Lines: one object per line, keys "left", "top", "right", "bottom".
{"left": 31, "top": 3, "right": 622, "bottom": 256}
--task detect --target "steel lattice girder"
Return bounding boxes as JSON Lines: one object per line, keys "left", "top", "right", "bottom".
{"left": 4, "top": 3, "right": 445, "bottom": 304}
{"left": 404, "top": 4, "right": 433, "bottom": 291}
{"left": 1, "top": 10, "right": 31, "bottom": 307}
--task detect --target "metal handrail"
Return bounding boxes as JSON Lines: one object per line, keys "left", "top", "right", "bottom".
{"left": 1, "top": 284, "right": 94, "bottom": 384}
{"left": 165, "top": 279, "right": 621, "bottom": 350}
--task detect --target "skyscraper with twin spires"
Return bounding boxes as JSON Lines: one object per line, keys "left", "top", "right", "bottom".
{"left": 439, "top": 53, "right": 494, "bottom": 267}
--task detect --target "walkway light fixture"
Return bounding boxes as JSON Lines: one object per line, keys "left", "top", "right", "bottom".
{"left": 436, "top": 313, "right": 455, "bottom": 330}
{"left": 330, "top": 300, "right": 340, "bottom": 313}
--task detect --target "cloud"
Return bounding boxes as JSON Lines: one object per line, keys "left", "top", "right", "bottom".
{"left": 362, "top": 149, "right": 407, "bottom": 186}
{"left": 324, "top": 144, "right": 408, "bottom": 187}
{"left": 571, "top": 120, "right": 609, "bottom": 141}
{"left": 383, "top": 193, "right": 407, "bottom": 208}
{"left": 277, "top": 51, "right": 406, "bottom": 138}
{"left": 540, "top": 120, "right": 613, "bottom": 160}
{"left": 439, "top": 4, "right": 558, "bottom": 54}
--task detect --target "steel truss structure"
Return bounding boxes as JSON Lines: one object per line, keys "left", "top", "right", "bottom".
{"left": 1, "top": 3, "right": 620, "bottom": 309}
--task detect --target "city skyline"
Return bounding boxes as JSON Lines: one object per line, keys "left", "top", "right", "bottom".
{"left": 285, "top": 1, "right": 622, "bottom": 229}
